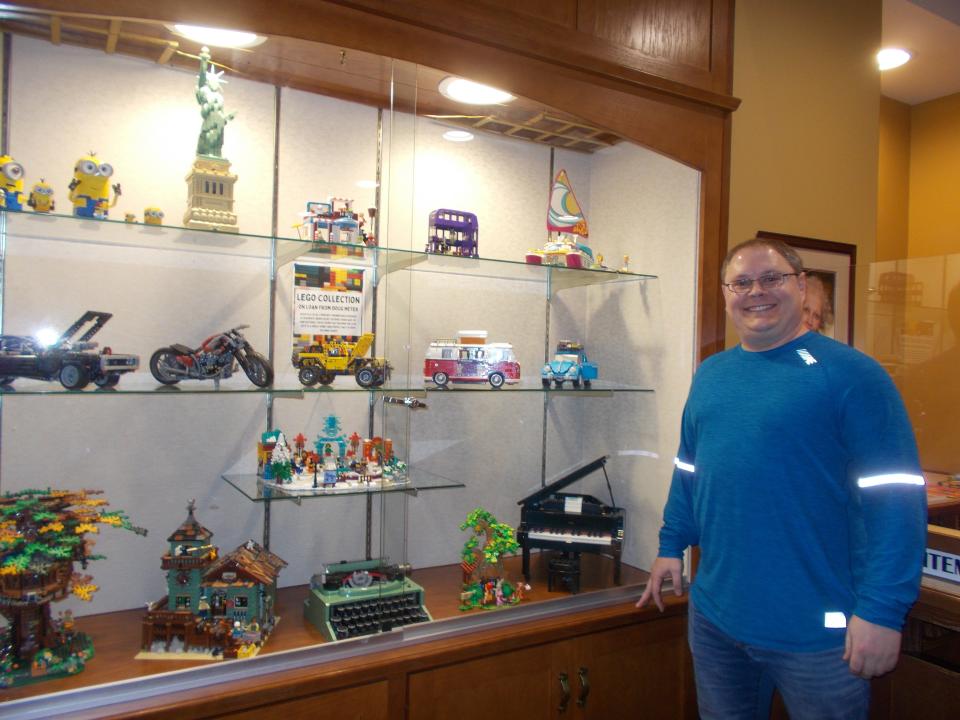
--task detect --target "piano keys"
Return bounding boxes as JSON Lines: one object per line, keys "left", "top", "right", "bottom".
{"left": 516, "top": 456, "right": 625, "bottom": 585}
{"left": 524, "top": 526, "right": 614, "bottom": 546}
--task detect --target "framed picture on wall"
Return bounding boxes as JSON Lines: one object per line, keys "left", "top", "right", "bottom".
{"left": 757, "top": 231, "right": 857, "bottom": 345}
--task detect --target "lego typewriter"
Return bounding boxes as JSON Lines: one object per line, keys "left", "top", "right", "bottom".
{"left": 304, "top": 558, "right": 431, "bottom": 641}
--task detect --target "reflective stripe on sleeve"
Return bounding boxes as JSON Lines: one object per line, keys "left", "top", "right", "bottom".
{"left": 674, "top": 457, "right": 695, "bottom": 473}
{"left": 824, "top": 612, "right": 847, "bottom": 629}
{"left": 857, "top": 473, "right": 925, "bottom": 489}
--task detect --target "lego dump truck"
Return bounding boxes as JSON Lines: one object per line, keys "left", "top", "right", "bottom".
{"left": 293, "top": 332, "right": 390, "bottom": 388}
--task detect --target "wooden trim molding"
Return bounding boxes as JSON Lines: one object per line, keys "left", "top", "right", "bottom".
{"left": 17, "top": 0, "right": 740, "bottom": 112}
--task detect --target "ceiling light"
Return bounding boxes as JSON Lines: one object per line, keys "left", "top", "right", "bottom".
{"left": 877, "top": 48, "right": 912, "bottom": 71}
{"left": 442, "top": 130, "right": 475, "bottom": 142}
{"left": 438, "top": 77, "right": 515, "bottom": 105}
{"left": 355, "top": 180, "right": 379, "bottom": 189}
{"left": 168, "top": 24, "right": 267, "bottom": 49}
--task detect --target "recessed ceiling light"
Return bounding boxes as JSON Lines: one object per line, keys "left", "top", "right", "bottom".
{"left": 438, "top": 77, "right": 515, "bottom": 105}
{"left": 442, "top": 130, "right": 475, "bottom": 142}
{"left": 355, "top": 180, "right": 379, "bottom": 189}
{"left": 877, "top": 48, "right": 912, "bottom": 71}
{"left": 168, "top": 24, "right": 267, "bottom": 49}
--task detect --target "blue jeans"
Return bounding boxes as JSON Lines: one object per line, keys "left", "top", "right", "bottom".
{"left": 688, "top": 602, "right": 869, "bottom": 719}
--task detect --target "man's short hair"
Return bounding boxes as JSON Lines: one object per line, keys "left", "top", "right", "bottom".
{"left": 721, "top": 237, "right": 805, "bottom": 280}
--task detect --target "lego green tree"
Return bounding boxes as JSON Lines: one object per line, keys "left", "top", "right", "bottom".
{"left": 0, "top": 488, "right": 146, "bottom": 687}
{"left": 459, "top": 508, "right": 522, "bottom": 610}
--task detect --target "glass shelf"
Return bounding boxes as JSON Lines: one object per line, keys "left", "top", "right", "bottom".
{"left": 0, "top": 376, "right": 654, "bottom": 396}
{"left": 0, "top": 209, "right": 657, "bottom": 290}
{"left": 223, "top": 467, "right": 465, "bottom": 503}
{"left": 0, "top": 208, "right": 273, "bottom": 260}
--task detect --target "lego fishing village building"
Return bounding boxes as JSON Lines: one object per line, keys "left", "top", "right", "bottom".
{"left": 140, "top": 501, "right": 286, "bottom": 659}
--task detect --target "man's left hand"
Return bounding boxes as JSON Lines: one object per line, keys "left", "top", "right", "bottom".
{"left": 843, "top": 615, "right": 902, "bottom": 678}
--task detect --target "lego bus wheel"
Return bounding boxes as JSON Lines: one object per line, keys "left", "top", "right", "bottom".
{"left": 488, "top": 372, "right": 505, "bottom": 389}
{"left": 59, "top": 363, "right": 90, "bottom": 390}
{"left": 432, "top": 371, "right": 449, "bottom": 388}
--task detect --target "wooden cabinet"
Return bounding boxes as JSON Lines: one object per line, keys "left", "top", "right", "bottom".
{"left": 882, "top": 653, "right": 959, "bottom": 720}
{"left": 408, "top": 642, "right": 558, "bottom": 720}
{"left": 575, "top": 617, "right": 693, "bottom": 718}
{"left": 216, "top": 681, "right": 391, "bottom": 720}
{"left": 408, "top": 612, "right": 693, "bottom": 720}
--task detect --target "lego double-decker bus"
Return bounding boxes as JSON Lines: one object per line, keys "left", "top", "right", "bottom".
{"left": 423, "top": 330, "right": 520, "bottom": 389}
{"left": 425, "top": 209, "right": 479, "bottom": 257}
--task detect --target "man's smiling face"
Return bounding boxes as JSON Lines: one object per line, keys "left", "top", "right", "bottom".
{"left": 723, "top": 245, "right": 807, "bottom": 352}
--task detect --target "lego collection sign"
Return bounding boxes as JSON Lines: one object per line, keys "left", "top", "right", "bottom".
{"left": 292, "top": 262, "right": 365, "bottom": 340}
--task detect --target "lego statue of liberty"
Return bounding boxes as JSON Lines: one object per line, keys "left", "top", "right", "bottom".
{"left": 195, "top": 47, "right": 236, "bottom": 158}
{"left": 184, "top": 46, "right": 240, "bottom": 232}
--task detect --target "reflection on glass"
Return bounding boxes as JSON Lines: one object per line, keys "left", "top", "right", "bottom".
{"left": 866, "top": 257, "right": 960, "bottom": 475}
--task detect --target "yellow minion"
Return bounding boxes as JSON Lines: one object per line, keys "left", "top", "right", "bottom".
{"left": 69, "top": 153, "right": 121, "bottom": 219}
{"left": 0, "top": 154, "right": 26, "bottom": 211}
{"left": 143, "top": 207, "right": 165, "bottom": 226}
{"left": 27, "top": 178, "right": 55, "bottom": 213}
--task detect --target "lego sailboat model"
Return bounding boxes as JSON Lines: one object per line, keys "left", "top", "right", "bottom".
{"left": 547, "top": 169, "right": 589, "bottom": 237}
{"left": 525, "top": 169, "right": 599, "bottom": 269}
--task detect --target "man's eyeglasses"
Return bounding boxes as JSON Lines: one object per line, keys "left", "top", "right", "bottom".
{"left": 723, "top": 272, "right": 799, "bottom": 294}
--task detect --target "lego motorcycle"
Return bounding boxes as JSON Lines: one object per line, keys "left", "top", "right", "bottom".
{"left": 149, "top": 325, "right": 273, "bottom": 388}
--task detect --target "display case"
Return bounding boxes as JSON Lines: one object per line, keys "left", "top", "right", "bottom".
{"left": 0, "top": 9, "right": 704, "bottom": 716}
{"left": 860, "top": 254, "right": 960, "bottom": 718}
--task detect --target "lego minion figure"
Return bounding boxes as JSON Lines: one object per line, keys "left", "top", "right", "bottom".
{"left": 0, "top": 154, "right": 26, "bottom": 211}
{"left": 143, "top": 206, "right": 164, "bottom": 226}
{"left": 69, "top": 153, "right": 121, "bottom": 219}
{"left": 27, "top": 178, "right": 55, "bottom": 213}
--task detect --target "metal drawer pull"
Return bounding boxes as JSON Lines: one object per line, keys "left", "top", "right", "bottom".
{"left": 558, "top": 671, "right": 571, "bottom": 713}
{"left": 577, "top": 666, "right": 590, "bottom": 707}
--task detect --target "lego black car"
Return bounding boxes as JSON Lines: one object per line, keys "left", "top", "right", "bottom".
{"left": 0, "top": 311, "right": 139, "bottom": 390}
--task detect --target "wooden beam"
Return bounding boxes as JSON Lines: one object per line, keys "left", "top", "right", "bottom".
{"left": 157, "top": 40, "right": 177, "bottom": 65}
{"left": 105, "top": 17, "right": 121, "bottom": 53}
{"left": 50, "top": 14, "right": 61, "bottom": 44}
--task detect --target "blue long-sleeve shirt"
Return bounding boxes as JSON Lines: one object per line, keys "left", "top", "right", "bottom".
{"left": 659, "top": 332, "right": 927, "bottom": 651}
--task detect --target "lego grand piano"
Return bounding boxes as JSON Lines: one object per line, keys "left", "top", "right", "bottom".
{"left": 516, "top": 456, "right": 625, "bottom": 585}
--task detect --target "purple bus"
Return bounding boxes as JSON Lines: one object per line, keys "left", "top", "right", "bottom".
{"left": 426, "top": 209, "right": 479, "bottom": 257}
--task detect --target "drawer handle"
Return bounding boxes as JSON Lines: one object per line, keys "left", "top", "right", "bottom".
{"left": 577, "top": 666, "right": 590, "bottom": 707}
{"left": 558, "top": 671, "right": 571, "bottom": 713}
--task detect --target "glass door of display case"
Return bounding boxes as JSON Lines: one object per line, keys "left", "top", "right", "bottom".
{"left": 0, "top": 16, "right": 702, "bottom": 716}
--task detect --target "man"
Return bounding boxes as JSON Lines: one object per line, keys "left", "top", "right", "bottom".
{"left": 637, "top": 237, "right": 927, "bottom": 719}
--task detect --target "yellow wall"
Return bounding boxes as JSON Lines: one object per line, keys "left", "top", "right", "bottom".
{"left": 728, "top": 0, "right": 882, "bottom": 347}
{"left": 877, "top": 97, "right": 911, "bottom": 261}
{"left": 908, "top": 93, "right": 960, "bottom": 258}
